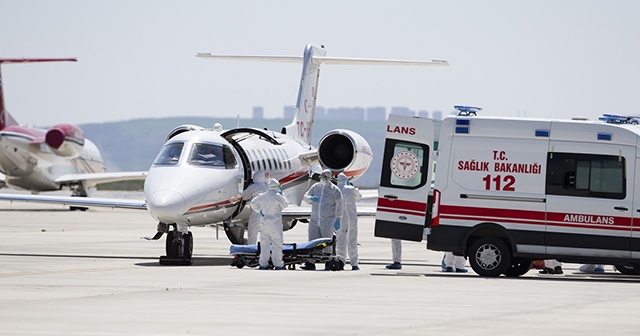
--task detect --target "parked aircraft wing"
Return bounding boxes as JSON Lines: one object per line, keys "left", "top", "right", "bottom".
{"left": 55, "top": 171, "right": 148, "bottom": 187}
{"left": 0, "top": 193, "right": 146, "bottom": 210}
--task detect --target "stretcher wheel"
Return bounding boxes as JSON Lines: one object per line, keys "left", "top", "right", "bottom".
{"left": 235, "top": 258, "right": 245, "bottom": 269}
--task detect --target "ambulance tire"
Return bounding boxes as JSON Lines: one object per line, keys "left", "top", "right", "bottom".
{"left": 614, "top": 263, "right": 640, "bottom": 275}
{"left": 469, "top": 237, "right": 512, "bottom": 277}
{"left": 503, "top": 258, "right": 533, "bottom": 277}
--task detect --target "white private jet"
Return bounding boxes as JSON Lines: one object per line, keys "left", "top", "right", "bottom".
{"left": 0, "top": 58, "right": 146, "bottom": 203}
{"left": 0, "top": 45, "right": 448, "bottom": 265}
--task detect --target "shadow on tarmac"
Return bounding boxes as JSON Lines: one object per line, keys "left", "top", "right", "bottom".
{"left": 135, "top": 256, "right": 233, "bottom": 267}
{"left": 0, "top": 252, "right": 233, "bottom": 267}
{"left": 372, "top": 271, "right": 640, "bottom": 284}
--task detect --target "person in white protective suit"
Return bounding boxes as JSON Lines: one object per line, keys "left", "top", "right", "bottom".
{"left": 336, "top": 173, "right": 362, "bottom": 271}
{"left": 386, "top": 239, "right": 403, "bottom": 269}
{"left": 302, "top": 169, "right": 343, "bottom": 270}
{"left": 249, "top": 178, "right": 288, "bottom": 270}
{"left": 242, "top": 171, "right": 269, "bottom": 245}
{"left": 539, "top": 259, "right": 563, "bottom": 274}
{"left": 441, "top": 251, "right": 468, "bottom": 272}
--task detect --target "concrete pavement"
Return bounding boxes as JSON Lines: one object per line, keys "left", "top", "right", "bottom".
{"left": 1, "top": 200, "right": 639, "bottom": 335}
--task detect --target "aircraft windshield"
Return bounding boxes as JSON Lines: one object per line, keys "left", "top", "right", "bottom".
{"left": 154, "top": 142, "right": 184, "bottom": 165}
{"left": 188, "top": 143, "right": 237, "bottom": 167}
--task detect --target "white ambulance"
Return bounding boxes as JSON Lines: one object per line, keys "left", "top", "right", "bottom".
{"left": 375, "top": 107, "right": 640, "bottom": 277}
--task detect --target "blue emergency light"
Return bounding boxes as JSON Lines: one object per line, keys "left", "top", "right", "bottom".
{"left": 599, "top": 114, "right": 640, "bottom": 125}
{"left": 454, "top": 105, "right": 482, "bottom": 116}
{"left": 597, "top": 132, "right": 612, "bottom": 141}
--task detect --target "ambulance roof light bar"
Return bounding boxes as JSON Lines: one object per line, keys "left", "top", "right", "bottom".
{"left": 598, "top": 114, "right": 640, "bottom": 125}
{"left": 454, "top": 105, "right": 482, "bottom": 116}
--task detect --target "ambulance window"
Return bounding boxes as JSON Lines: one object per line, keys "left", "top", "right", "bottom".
{"left": 546, "top": 153, "right": 625, "bottom": 199}
{"left": 380, "top": 139, "right": 429, "bottom": 189}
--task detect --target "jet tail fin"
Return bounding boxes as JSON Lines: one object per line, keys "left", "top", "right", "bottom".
{"left": 197, "top": 45, "right": 449, "bottom": 145}
{"left": 0, "top": 58, "right": 77, "bottom": 130}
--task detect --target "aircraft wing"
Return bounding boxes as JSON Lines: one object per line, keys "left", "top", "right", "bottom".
{"left": 295, "top": 150, "right": 318, "bottom": 166}
{"left": 0, "top": 193, "right": 146, "bottom": 210}
{"left": 55, "top": 171, "right": 148, "bottom": 187}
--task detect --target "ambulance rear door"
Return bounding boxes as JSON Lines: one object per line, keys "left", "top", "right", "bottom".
{"left": 375, "top": 115, "right": 434, "bottom": 242}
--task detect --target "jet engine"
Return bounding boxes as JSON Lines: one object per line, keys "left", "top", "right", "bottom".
{"left": 45, "top": 124, "right": 85, "bottom": 158}
{"left": 317, "top": 129, "right": 373, "bottom": 180}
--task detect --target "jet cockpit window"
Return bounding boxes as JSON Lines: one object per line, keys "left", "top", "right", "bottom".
{"left": 188, "top": 143, "right": 237, "bottom": 168}
{"left": 154, "top": 142, "right": 184, "bottom": 165}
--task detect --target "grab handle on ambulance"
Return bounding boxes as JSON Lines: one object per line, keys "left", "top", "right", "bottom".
{"left": 614, "top": 206, "right": 628, "bottom": 211}
{"left": 383, "top": 195, "right": 398, "bottom": 200}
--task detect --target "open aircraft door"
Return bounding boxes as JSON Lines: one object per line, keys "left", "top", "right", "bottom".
{"left": 375, "top": 115, "right": 434, "bottom": 242}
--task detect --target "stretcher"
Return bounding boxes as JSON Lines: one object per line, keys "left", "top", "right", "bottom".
{"left": 229, "top": 235, "right": 343, "bottom": 270}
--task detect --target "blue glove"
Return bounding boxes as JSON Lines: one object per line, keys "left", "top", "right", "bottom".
{"left": 334, "top": 219, "right": 341, "bottom": 230}
{"left": 310, "top": 196, "right": 319, "bottom": 202}
{"left": 260, "top": 210, "right": 264, "bottom": 217}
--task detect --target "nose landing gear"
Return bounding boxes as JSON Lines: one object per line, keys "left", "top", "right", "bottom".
{"left": 159, "top": 226, "right": 193, "bottom": 266}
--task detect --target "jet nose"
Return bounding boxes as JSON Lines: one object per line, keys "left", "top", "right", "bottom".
{"left": 147, "top": 190, "right": 186, "bottom": 222}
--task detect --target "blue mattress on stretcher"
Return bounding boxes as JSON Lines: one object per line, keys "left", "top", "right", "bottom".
{"left": 230, "top": 237, "right": 333, "bottom": 255}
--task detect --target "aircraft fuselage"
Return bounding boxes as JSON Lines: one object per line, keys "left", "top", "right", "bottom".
{"left": 144, "top": 126, "right": 314, "bottom": 228}
{"left": 0, "top": 126, "right": 104, "bottom": 191}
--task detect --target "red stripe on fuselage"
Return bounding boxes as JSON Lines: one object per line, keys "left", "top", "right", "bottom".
{"left": 187, "top": 195, "right": 242, "bottom": 213}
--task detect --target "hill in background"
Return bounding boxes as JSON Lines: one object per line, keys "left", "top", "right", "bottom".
{"left": 80, "top": 117, "right": 388, "bottom": 188}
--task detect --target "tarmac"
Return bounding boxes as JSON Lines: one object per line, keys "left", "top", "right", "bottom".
{"left": 1, "top": 197, "right": 640, "bottom": 335}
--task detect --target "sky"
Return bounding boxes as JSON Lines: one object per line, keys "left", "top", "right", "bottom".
{"left": 1, "top": 1, "right": 639, "bottom": 127}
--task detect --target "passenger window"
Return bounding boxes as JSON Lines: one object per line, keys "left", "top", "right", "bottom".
{"left": 380, "top": 139, "right": 429, "bottom": 189}
{"left": 546, "top": 153, "right": 625, "bottom": 199}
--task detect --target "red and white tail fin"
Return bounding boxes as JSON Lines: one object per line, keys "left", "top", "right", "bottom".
{"left": 197, "top": 44, "right": 449, "bottom": 145}
{"left": 0, "top": 58, "right": 77, "bottom": 130}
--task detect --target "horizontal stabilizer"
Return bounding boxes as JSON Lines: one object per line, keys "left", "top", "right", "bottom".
{"left": 314, "top": 57, "right": 449, "bottom": 67}
{"left": 196, "top": 54, "right": 302, "bottom": 63}
{"left": 0, "top": 58, "right": 77, "bottom": 64}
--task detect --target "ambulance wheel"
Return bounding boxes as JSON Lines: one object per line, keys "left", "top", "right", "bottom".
{"left": 614, "top": 263, "right": 640, "bottom": 275}
{"left": 503, "top": 258, "right": 532, "bottom": 277}
{"left": 469, "top": 237, "right": 512, "bottom": 277}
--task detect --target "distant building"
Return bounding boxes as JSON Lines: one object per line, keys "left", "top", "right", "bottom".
{"left": 390, "top": 106, "right": 414, "bottom": 117}
{"left": 418, "top": 110, "right": 430, "bottom": 118}
{"left": 252, "top": 107, "right": 264, "bottom": 119}
{"left": 366, "top": 107, "right": 386, "bottom": 121}
{"left": 326, "top": 107, "right": 365, "bottom": 121}
{"left": 315, "top": 106, "right": 327, "bottom": 120}
{"left": 284, "top": 106, "right": 295, "bottom": 119}
{"left": 432, "top": 110, "right": 443, "bottom": 120}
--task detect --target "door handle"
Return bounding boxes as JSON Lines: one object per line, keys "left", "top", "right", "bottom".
{"left": 383, "top": 195, "right": 398, "bottom": 200}
{"left": 614, "top": 206, "right": 628, "bottom": 211}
